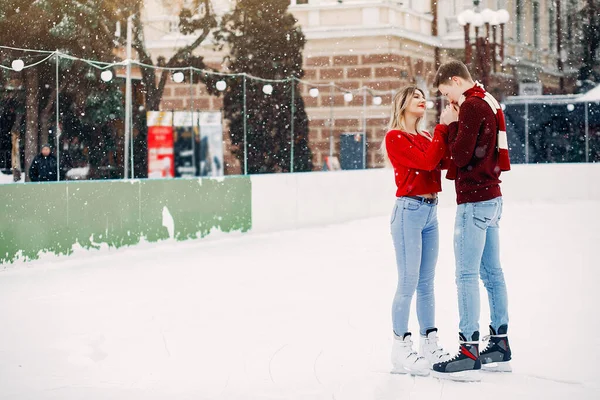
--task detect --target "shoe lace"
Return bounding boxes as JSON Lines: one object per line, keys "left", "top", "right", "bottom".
{"left": 441, "top": 341, "right": 475, "bottom": 365}
{"left": 427, "top": 337, "right": 450, "bottom": 359}
{"left": 405, "top": 339, "right": 419, "bottom": 358}
{"left": 444, "top": 347, "right": 462, "bottom": 363}
{"left": 402, "top": 337, "right": 423, "bottom": 360}
{"left": 481, "top": 335, "right": 492, "bottom": 352}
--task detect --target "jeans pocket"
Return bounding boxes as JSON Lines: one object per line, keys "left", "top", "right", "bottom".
{"left": 390, "top": 204, "right": 399, "bottom": 225}
{"left": 472, "top": 202, "right": 498, "bottom": 230}
{"left": 403, "top": 201, "right": 421, "bottom": 211}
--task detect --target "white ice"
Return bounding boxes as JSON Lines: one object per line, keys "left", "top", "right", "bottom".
{"left": 0, "top": 200, "right": 599, "bottom": 399}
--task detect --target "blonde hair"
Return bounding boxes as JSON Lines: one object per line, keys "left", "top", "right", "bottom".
{"left": 381, "top": 86, "right": 429, "bottom": 165}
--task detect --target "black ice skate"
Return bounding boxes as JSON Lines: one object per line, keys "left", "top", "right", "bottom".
{"left": 432, "top": 332, "right": 481, "bottom": 382}
{"left": 480, "top": 324, "right": 512, "bottom": 372}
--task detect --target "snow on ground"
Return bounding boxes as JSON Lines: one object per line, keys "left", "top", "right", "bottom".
{"left": 0, "top": 172, "right": 23, "bottom": 184}
{"left": 0, "top": 200, "right": 598, "bottom": 399}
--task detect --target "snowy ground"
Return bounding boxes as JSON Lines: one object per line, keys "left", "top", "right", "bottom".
{"left": 0, "top": 200, "right": 598, "bottom": 399}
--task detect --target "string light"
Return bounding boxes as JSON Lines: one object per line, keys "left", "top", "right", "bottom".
{"left": 216, "top": 80, "right": 227, "bottom": 91}
{"left": 100, "top": 70, "right": 113, "bottom": 82}
{"left": 172, "top": 71, "right": 185, "bottom": 83}
{"left": 11, "top": 59, "right": 24, "bottom": 71}
{"left": 262, "top": 84, "right": 273, "bottom": 95}
{"left": 0, "top": 45, "right": 428, "bottom": 100}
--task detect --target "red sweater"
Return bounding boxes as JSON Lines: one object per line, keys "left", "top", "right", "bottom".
{"left": 385, "top": 126, "right": 449, "bottom": 198}
{"left": 447, "top": 95, "right": 503, "bottom": 204}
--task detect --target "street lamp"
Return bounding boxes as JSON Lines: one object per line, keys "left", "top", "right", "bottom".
{"left": 458, "top": 4, "right": 510, "bottom": 88}
{"left": 496, "top": 9, "right": 510, "bottom": 67}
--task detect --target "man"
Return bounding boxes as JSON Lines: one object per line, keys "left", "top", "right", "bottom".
{"left": 29, "top": 144, "right": 58, "bottom": 182}
{"left": 431, "top": 61, "right": 512, "bottom": 382}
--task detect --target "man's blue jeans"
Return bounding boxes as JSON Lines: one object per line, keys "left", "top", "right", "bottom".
{"left": 390, "top": 197, "right": 439, "bottom": 337}
{"left": 454, "top": 197, "right": 509, "bottom": 339}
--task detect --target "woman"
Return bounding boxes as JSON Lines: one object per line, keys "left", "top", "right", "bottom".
{"left": 384, "top": 86, "right": 454, "bottom": 375}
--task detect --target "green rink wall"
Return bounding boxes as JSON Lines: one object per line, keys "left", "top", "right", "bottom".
{"left": 0, "top": 177, "right": 252, "bottom": 264}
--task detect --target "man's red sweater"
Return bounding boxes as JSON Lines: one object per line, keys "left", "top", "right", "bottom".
{"left": 447, "top": 95, "right": 503, "bottom": 204}
{"left": 385, "top": 126, "right": 448, "bottom": 198}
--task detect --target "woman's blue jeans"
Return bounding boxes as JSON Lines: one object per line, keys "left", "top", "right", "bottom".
{"left": 390, "top": 197, "right": 439, "bottom": 337}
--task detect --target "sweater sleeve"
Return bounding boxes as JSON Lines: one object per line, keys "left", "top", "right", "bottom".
{"left": 439, "top": 146, "right": 453, "bottom": 170}
{"left": 448, "top": 99, "right": 482, "bottom": 168}
{"left": 386, "top": 127, "right": 448, "bottom": 171}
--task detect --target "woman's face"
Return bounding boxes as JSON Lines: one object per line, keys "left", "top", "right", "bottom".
{"left": 406, "top": 90, "right": 427, "bottom": 117}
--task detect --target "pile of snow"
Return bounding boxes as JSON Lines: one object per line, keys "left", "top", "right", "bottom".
{"left": 65, "top": 166, "right": 90, "bottom": 180}
{"left": 579, "top": 84, "right": 600, "bottom": 102}
{"left": 0, "top": 172, "right": 24, "bottom": 184}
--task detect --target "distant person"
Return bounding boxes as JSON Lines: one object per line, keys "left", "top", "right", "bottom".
{"left": 29, "top": 144, "right": 58, "bottom": 182}
{"left": 432, "top": 60, "right": 512, "bottom": 382}
{"left": 383, "top": 86, "right": 452, "bottom": 376}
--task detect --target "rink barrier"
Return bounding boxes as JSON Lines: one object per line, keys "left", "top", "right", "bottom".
{"left": 2, "top": 163, "right": 598, "bottom": 264}
{"left": 249, "top": 163, "right": 600, "bottom": 232}
{"left": 0, "top": 177, "right": 252, "bottom": 264}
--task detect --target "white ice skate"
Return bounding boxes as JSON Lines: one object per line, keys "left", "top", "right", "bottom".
{"left": 420, "top": 328, "right": 451, "bottom": 366}
{"left": 391, "top": 332, "right": 430, "bottom": 376}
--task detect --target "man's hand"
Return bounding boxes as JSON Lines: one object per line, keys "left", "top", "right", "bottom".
{"left": 440, "top": 104, "right": 459, "bottom": 125}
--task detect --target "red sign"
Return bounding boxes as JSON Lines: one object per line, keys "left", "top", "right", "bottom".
{"left": 147, "top": 112, "right": 174, "bottom": 178}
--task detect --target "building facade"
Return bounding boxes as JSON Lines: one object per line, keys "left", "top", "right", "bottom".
{"left": 141, "top": 0, "right": 582, "bottom": 172}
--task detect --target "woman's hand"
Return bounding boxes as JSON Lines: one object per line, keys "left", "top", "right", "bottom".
{"left": 440, "top": 104, "right": 459, "bottom": 125}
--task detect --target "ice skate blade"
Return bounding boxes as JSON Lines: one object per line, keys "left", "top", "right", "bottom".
{"left": 432, "top": 369, "right": 481, "bottom": 382}
{"left": 391, "top": 366, "right": 430, "bottom": 377}
{"left": 482, "top": 361, "right": 512, "bottom": 372}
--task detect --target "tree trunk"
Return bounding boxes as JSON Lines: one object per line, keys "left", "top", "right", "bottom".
{"left": 39, "top": 88, "right": 57, "bottom": 148}
{"left": 11, "top": 113, "right": 24, "bottom": 182}
{"left": 39, "top": 117, "right": 50, "bottom": 148}
{"left": 24, "top": 68, "right": 40, "bottom": 181}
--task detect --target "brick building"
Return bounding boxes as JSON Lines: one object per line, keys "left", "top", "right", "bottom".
{"left": 140, "top": 0, "right": 581, "bottom": 173}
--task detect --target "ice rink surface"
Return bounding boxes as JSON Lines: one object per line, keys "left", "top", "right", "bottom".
{"left": 1, "top": 200, "right": 599, "bottom": 399}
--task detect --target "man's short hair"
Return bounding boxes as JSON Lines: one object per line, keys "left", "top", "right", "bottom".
{"left": 433, "top": 60, "right": 473, "bottom": 88}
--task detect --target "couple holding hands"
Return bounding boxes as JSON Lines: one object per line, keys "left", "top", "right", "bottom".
{"left": 384, "top": 60, "right": 512, "bottom": 382}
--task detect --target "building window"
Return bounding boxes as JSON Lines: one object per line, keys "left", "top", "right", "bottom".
{"left": 169, "top": 19, "right": 179, "bottom": 33}
{"left": 291, "top": 0, "right": 309, "bottom": 5}
{"left": 533, "top": 1, "right": 540, "bottom": 48}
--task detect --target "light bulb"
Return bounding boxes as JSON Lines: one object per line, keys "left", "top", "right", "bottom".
{"left": 101, "top": 70, "right": 113, "bottom": 82}
{"left": 216, "top": 80, "right": 227, "bottom": 91}
{"left": 11, "top": 59, "right": 24, "bottom": 72}
{"left": 172, "top": 71, "right": 185, "bottom": 83}
{"left": 262, "top": 84, "right": 273, "bottom": 95}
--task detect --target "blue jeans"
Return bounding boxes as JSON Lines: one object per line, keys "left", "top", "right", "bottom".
{"left": 454, "top": 197, "right": 509, "bottom": 339}
{"left": 390, "top": 197, "right": 439, "bottom": 337}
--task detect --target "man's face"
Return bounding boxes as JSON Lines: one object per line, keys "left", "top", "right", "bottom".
{"left": 438, "top": 79, "right": 463, "bottom": 105}
{"left": 42, "top": 147, "right": 50, "bottom": 157}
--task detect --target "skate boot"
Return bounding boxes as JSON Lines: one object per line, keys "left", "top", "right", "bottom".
{"left": 391, "top": 332, "right": 430, "bottom": 376}
{"left": 480, "top": 324, "right": 512, "bottom": 372}
{"left": 432, "top": 332, "right": 481, "bottom": 382}
{"left": 420, "top": 328, "right": 451, "bottom": 366}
